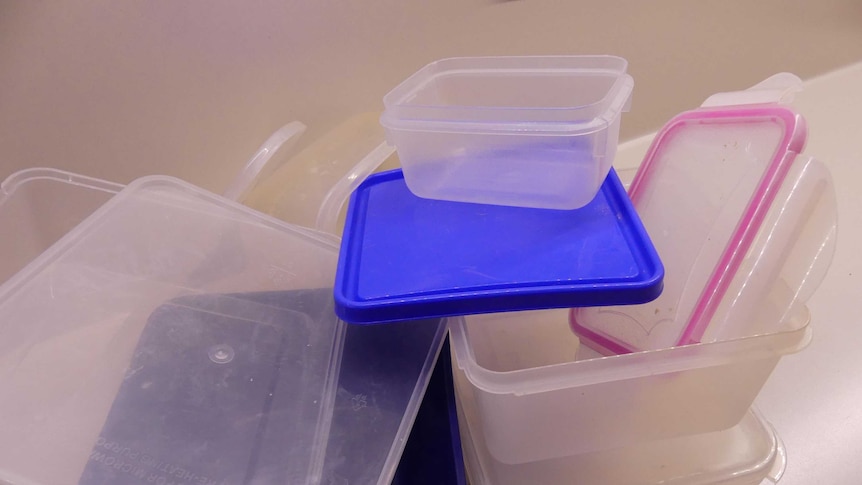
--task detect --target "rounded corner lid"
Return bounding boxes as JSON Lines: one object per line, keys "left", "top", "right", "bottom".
{"left": 334, "top": 168, "right": 664, "bottom": 324}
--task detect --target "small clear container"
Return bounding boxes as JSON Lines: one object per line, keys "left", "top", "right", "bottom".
{"left": 380, "top": 56, "right": 634, "bottom": 209}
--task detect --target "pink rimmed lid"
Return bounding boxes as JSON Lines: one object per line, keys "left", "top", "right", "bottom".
{"left": 571, "top": 94, "right": 806, "bottom": 353}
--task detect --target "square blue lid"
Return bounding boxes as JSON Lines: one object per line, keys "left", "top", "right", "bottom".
{"left": 334, "top": 169, "right": 663, "bottom": 324}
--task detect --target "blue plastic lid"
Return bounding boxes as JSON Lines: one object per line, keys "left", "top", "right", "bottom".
{"left": 334, "top": 169, "right": 663, "bottom": 324}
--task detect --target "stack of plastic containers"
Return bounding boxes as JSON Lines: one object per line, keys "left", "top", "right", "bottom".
{"left": 0, "top": 54, "right": 838, "bottom": 485}
{"left": 331, "top": 60, "right": 837, "bottom": 485}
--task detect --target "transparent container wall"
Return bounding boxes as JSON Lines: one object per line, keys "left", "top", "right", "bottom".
{"left": 0, "top": 169, "right": 121, "bottom": 285}
{"left": 0, "top": 177, "right": 344, "bottom": 485}
{"left": 240, "top": 123, "right": 449, "bottom": 484}
{"left": 453, "top": 360, "right": 784, "bottom": 485}
{"left": 449, "top": 294, "right": 810, "bottom": 464}
{"left": 402, "top": 62, "right": 621, "bottom": 115}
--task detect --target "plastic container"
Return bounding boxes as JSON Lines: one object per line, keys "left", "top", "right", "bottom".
{"left": 380, "top": 56, "right": 634, "bottom": 209}
{"left": 0, "top": 177, "right": 346, "bottom": 484}
{"left": 448, "top": 297, "right": 811, "bottom": 464}
{"left": 335, "top": 168, "right": 663, "bottom": 323}
{"left": 453, "top": 355, "right": 786, "bottom": 485}
{"left": 0, "top": 167, "right": 449, "bottom": 485}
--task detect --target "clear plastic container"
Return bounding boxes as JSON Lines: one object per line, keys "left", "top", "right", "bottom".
{"left": 380, "top": 56, "right": 634, "bottom": 209}
{"left": 0, "top": 168, "right": 447, "bottom": 485}
{"left": 570, "top": 104, "right": 811, "bottom": 352}
{"left": 453, "top": 355, "right": 786, "bottom": 485}
{"left": 449, "top": 299, "right": 811, "bottom": 464}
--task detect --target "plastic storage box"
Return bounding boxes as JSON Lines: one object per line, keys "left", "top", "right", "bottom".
{"left": 0, "top": 169, "right": 448, "bottom": 485}
{"left": 449, "top": 299, "right": 811, "bottom": 464}
{"left": 0, "top": 169, "right": 121, "bottom": 284}
{"left": 380, "top": 56, "right": 634, "bottom": 209}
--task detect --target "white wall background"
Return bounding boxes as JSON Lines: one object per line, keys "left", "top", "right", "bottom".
{"left": 2, "top": 1, "right": 861, "bottom": 190}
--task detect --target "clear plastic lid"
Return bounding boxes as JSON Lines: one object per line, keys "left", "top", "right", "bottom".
{"left": 0, "top": 176, "right": 345, "bottom": 485}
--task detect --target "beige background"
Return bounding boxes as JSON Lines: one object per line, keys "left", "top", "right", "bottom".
{"left": 2, "top": 0, "right": 862, "bottom": 190}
